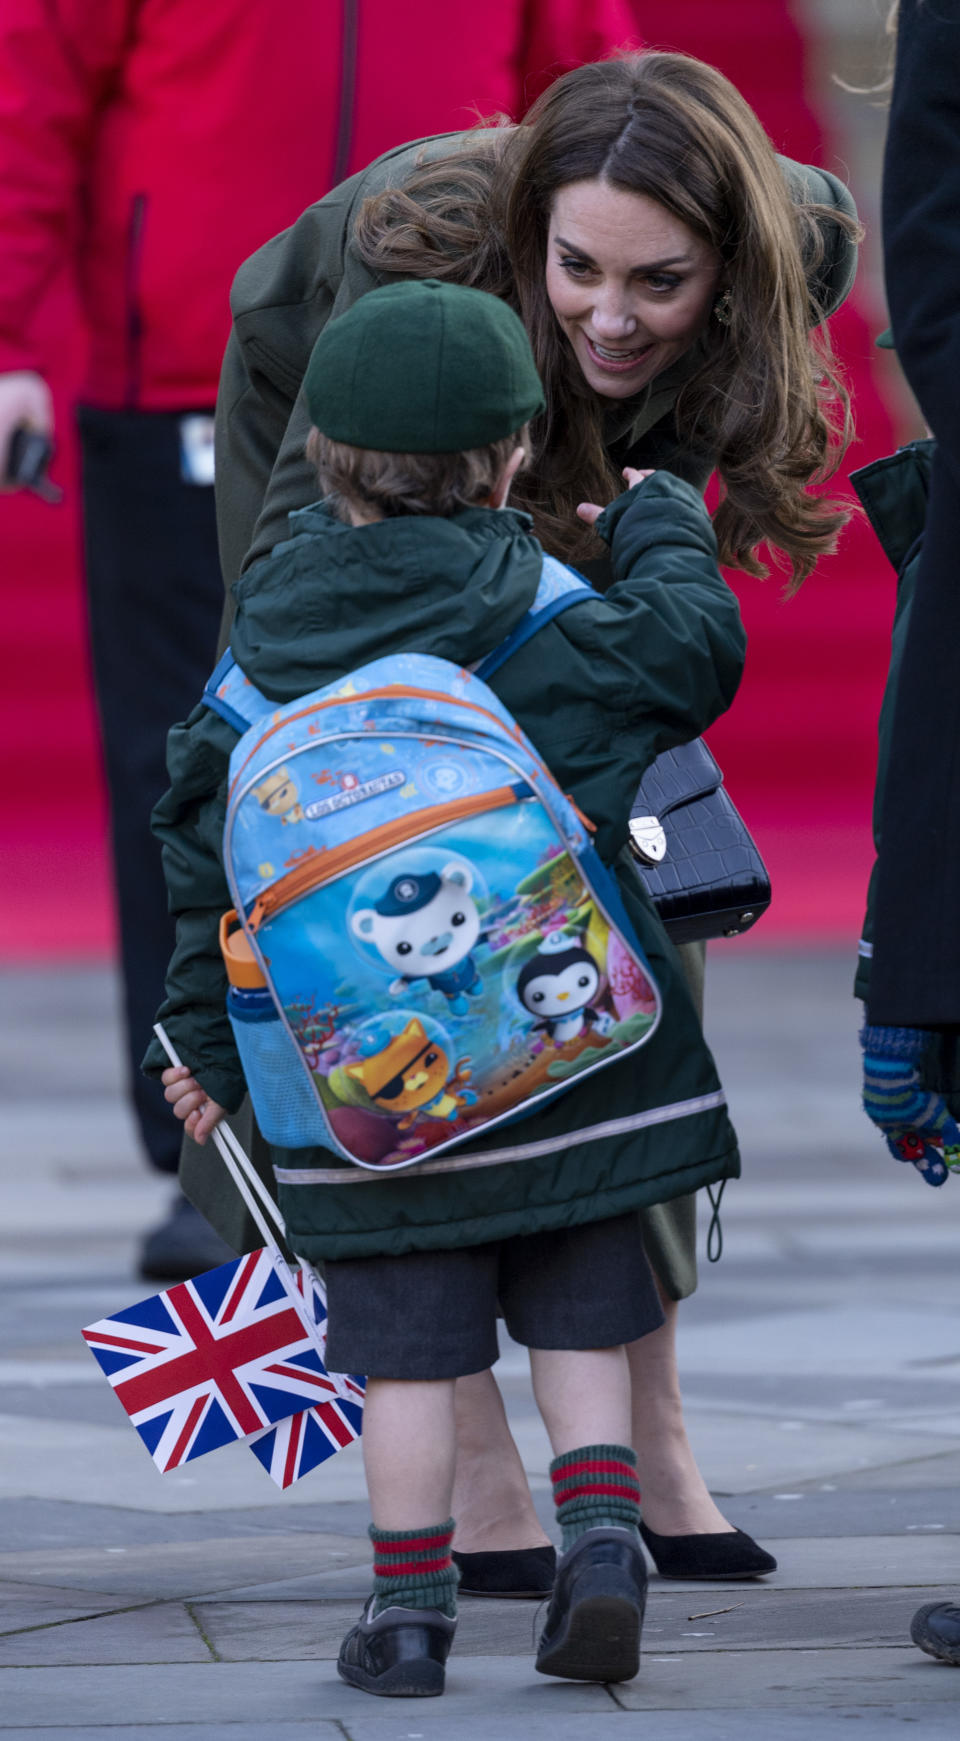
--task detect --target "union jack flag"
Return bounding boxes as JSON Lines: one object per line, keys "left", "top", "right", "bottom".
{"left": 249, "top": 1264, "right": 365, "bottom": 1487}
{"left": 81, "top": 1249, "right": 350, "bottom": 1472}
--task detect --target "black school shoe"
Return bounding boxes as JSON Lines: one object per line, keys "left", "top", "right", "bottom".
{"left": 452, "top": 1545, "right": 556, "bottom": 1598}
{"left": 639, "top": 1521, "right": 777, "bottom": 1581}
{"left": 337, "top": 1599, "right": 457, "bottom": 1697}
{"left": 910, "top": 1600, "right": 960, "bottom": 1665}
{"left": 535, "top": 1527, "right": 647, "bottom": 1683}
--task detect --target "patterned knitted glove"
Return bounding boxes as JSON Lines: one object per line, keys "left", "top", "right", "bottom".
{"left": 861, "top": 1025, "right": 960, "bottom": 1187}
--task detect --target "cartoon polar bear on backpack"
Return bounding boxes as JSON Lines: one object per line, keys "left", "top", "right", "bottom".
{"left": 350, "top": 864, "right": 485, "bottom": 1016}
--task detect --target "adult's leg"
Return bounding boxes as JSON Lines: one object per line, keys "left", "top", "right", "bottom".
{"left": 626, "top": 1289, "right": 730, "bottom": 1535}
{"left": 78, "top": 407, "right": 229, "bottom": 1273}
{"left": 631, "top": 937, "right": 724, "bottom": 1529}
{"left": 450, "top": 1369, "right": 550, "bottom": 1552}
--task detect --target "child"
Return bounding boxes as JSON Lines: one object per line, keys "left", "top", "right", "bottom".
{"left": 144, "top": 279, "right": 745, "bottom": 1696}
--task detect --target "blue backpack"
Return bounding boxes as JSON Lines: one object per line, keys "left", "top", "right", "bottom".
{"left": 203, "top": 556, "right": 662, "bottom": 1173}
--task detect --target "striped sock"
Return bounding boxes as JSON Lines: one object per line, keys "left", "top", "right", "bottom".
{"left": 551, "top": 1444, "right": 641, "bottom": 1551}
{"left": 369, "top": 1518, "right": 458, "bottom": 1618}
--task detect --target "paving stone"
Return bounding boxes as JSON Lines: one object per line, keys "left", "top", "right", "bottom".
{"left": 643, "top": 1586, "right": 957, "bottom": 1651}
{"left": 196, "top": 1597, "right": 548, "bottom": 1660}
{"left": 339, "top": 1716, "right": 960, "bottom": 1740}
{"left": 0, "top": 1535, "right": 369, "bottom": 1601}
{"left": 0, "top": 1658, "right": 614, "bottom": 1726}
{"left": 200, "top": 1562, "right": 375, "bottom": 1603}
{"left": 0, "top": 1495, "right": 377, "bottom": 1552}
{"left": 696, "top": 1488, "right": 960, "bottom": 1539}
{"left": 653, "top": 1536, "right": 960, "bottom": 1592}
{"left": 0, "top": 1600, "right": 210, "bottom": 1665}
{"left": 0, "top": 1385, "right": 138, "bottom": 1429}
{"left": 0, "top": 1581, "right": 143, "bottom": 1635}
{"left": 193, "top": 1534, "right": 960, "bottom": 1607}
{"left": 195, "top": 1585, "right": 957, "bottom": 1663}
{"left": 0, "top": 1730, "right": 329, "bottom": 1740}
{"left": 825, "top": 1450, "right": 960, "bottom": 1493}
{"left": 612, "top": 1646, "right": 960, "bottom": 1710}
{"left": 679, "top": 1413, "right": 960, "bottom": 1496}
{"left": 0, "top": 1412, "right": 369, "bottom": 1510}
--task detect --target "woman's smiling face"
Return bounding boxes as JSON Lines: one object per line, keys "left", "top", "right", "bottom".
{"left": 545, "top": 179, "right": 723, "bottom": 399}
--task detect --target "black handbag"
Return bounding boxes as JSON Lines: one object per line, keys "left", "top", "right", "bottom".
{"left": 628, "top": 739, "right": 771, "bottom": 944}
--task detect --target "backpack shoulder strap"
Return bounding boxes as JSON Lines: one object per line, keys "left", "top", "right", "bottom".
{"left": 475, "top": 554, "right": 595, "bottom": 681}
{"left": 202, "top": 650, "right": 275, "bottom": 735}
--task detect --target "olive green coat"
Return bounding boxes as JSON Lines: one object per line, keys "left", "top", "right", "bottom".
{"left": 145, "top": 472, "right": 746, "bottom": 1261}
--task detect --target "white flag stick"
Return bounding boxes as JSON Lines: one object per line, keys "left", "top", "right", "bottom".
{"left": 151, "top": 1024, "right": 358, "bottom": 1396}
{"left": 215, "top": 1116, "right": 288, "bottom": 1240}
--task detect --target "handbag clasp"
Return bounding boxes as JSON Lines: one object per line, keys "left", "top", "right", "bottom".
{"left": 628, "top": 814, "right": 667, "bottom": 865}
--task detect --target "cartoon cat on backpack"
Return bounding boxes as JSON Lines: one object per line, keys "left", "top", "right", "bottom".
{"left": 342, "top": 1017, "right": 476, "bottom": 1131}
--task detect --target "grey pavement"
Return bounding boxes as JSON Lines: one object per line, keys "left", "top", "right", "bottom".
{"left": 1, "top": 950, "right": 959, "bottom": 1736}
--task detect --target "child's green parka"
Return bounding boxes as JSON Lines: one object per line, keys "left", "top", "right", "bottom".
{"left": 144, "top": 472, "right": 746, "bottom": 1261}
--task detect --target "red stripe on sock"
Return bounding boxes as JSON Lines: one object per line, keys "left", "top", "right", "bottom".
{"left": 373, "top": 1555, "right": 452, "bottom": 1578}
{"left": 554, "top": 1482, "right": 641, "bottom": 1504}
{"left": 372, "top": 1531, "right": 454, "bottom": 1554}
{"left": 553, "top": 1459, "right": 639, "bottom": 1482}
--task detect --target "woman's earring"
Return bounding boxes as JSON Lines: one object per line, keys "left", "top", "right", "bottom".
{"left": 713, "top": 288, "right": 733, "bottom": 327}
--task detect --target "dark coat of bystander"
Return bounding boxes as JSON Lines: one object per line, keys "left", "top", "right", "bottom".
{"left": 868, "top": 0, "right": 960, "bottom": 1026}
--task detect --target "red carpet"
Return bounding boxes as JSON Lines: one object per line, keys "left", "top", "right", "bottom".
{"left": 0, "top": 5, "right": 903, "bottom": 958}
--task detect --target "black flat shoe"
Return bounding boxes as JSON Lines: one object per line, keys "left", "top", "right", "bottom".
{"left": 337, "top": 1600, "right": 456, "bottom": 1697}
{"left": 536, "top": 1527, "right": 646, "bottom": 1683}
{"left": 911, "top": 1600, "right": 960, "bottom": 1665}
{"left": 451, "top": 1544, "right": 556, "bottom": 1598}
{"left": 639, "top": 1521, "right": 777, "bottom": 1580}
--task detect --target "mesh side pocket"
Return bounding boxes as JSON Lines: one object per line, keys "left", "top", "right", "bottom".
{"left": 227, "top": 989, "right": 331, "bottom": 1148}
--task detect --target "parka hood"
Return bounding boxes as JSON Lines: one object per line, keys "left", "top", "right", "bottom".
{"left": 229, "top": 501, "right": 543, "bottom": 701}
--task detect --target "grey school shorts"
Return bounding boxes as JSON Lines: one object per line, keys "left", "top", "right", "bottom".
{"left": 323, "top": 1212, "right": 666, "bottom": 1381}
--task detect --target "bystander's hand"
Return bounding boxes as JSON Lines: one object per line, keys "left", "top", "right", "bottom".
{"left": 861, "top": 1024, "right": 960, "bottom": 1186}
{"left": 576, "top": 466, "right": 654, "bottom": 526}
{"left": 0, "top": 371, "right": 53, "bottom": 486}
{"left": 161, "top": 1064, "right": 226, "bottom": 1145}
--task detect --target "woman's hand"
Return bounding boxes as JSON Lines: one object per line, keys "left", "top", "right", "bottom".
{"left": 576, "top": 467, "right": 655, "bottom": 526}
{"left": 161, "top": 1064, "right": 226, "bottom": 1146}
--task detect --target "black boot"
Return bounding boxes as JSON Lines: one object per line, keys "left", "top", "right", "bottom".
{"left": 536, "top": 1527, "right": 646, "bottom": 1683}
{"left": 337, "top": 1599, "right": 456, "bottom": 1697}
{"left": 911, "top": 1600, "right": 960, "bottom": 1665}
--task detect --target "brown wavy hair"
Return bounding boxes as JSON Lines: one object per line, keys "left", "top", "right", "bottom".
{"left": 354, "top": 52, "right": 858, "bottom": 585}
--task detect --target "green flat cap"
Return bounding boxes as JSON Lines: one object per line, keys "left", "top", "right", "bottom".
{"left": 303, "top": 279, "right": 545, "bottom": 453}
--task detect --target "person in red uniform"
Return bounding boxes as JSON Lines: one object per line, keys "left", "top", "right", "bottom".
{"left": 0, "top": 0, "right": 636, "bottom": 1277}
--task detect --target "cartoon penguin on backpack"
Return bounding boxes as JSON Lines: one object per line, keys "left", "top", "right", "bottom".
{"left": 351, "top": 864, "right": 485, "bottom": 1016}
{"left": 516, "top": 932, "right": 612, "bottom": 1046}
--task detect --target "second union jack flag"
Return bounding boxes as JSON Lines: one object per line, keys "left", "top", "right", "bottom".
{"left": 81, "top": 1249, "right": 348, "bottom": 1471}
{"left": 248, "top": 1266, "right": 365, "bottom": 1487}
